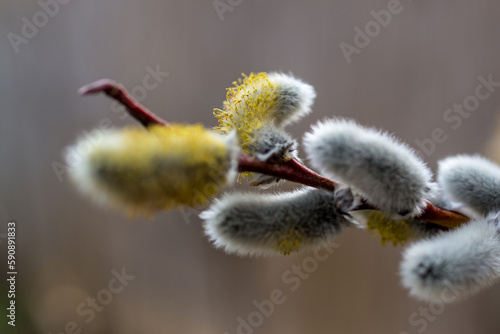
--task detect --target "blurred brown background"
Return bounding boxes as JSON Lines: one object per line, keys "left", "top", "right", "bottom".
{"left": 1, "top": 1, "right": 500, "bottom": 333}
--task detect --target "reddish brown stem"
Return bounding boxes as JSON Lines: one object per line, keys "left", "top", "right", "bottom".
{"left": 78, "top": 79, "right": 169, "bottom": 127}
{"left": 237, "top": 154, "right": 339, "bottom": 191}
{"left": 351, "top": 200, "right": 468, "bottom": 227}
{"left": 416, "top": 201, "right": 469, "bottom": 228}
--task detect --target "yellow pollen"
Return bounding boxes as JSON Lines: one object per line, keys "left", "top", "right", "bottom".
{"left": 213, "top": 72, "right": 279, "bottom": 154}
{"left": 366, "top": 211, "right": 414, "bottom": 247}
{"left": 276, "top": 225, "right": 304, "bottom": 255}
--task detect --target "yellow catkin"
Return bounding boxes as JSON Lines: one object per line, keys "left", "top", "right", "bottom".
{"left": 214, "top": 72, "right": 278, "bottom": 154}
{"left": 85, "top": 124, "right": 233, "bottom": 215}
{"left": 366, "top": 211, "right": 414, "bottom": 247}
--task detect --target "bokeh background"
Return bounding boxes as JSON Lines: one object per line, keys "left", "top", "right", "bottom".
{"left": 2, "top": 1, "right": 500, "bottom": 333}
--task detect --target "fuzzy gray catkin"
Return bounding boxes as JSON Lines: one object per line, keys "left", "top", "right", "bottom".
{"left": 400, "top": 213, "right": 500, "bottom": 301}
{"left": 303, "top": 119, "right": 433, "bottom": 218}
{"left": 201, "top": 188, "right": 353, "bottom": 256}
{"left": 266, "top": 72, "right": 316, "bottom": 128}
{"left": 438, "top": 154, "right": 500, "bottom": 215}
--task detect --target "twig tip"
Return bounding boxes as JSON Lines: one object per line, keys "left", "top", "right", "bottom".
{"left": 78, "top": 79, "right": 119, "bottom": 96}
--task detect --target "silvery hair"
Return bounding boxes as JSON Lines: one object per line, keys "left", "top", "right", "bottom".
{"left": 304, "top": 118, "right": 433, "bottom": 218}
{"left": 438, "top": 154, "right": 500, "bottom": 216}
{"left": 201, "top": 188, "right": 353, "bottom": 256}
{"left": 400, "top": 213, "right": 500, "bottom": 301}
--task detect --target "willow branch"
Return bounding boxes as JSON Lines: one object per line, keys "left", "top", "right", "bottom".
{"left": 78, "top": 79, "right": 169, "bottom": 127}
{"left": 80, "top": 79, "right": 470, "bottom": 229}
